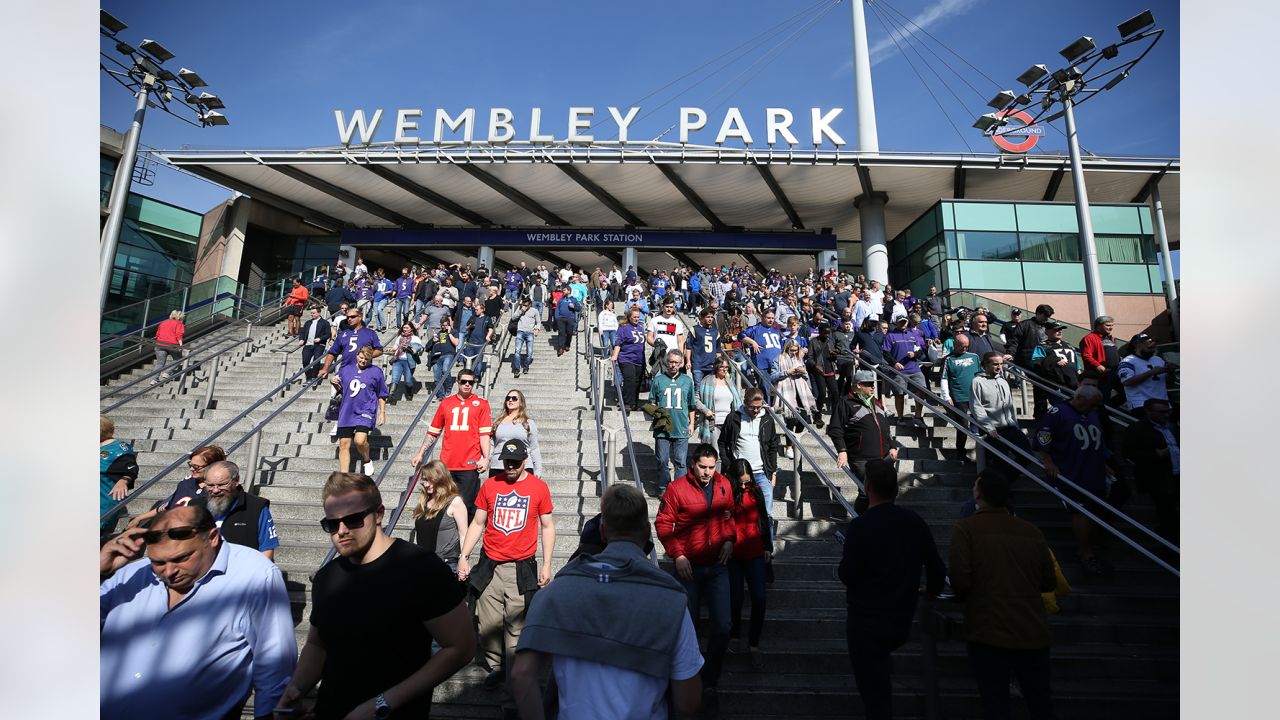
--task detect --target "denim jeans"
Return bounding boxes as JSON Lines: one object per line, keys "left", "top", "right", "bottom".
{"left": 396, "top": 297, "right": 412, "bottom": 326}
{"left": 372, "top": 298, "right": 388, "bottom": 329}
{"left": 599, "top": 330, "right": 615, "bottom": 355}
{"left": 505, "top": 288, "right": 519, "bottom": 304}
{"left": 531, "top": 301, "right": 545, "bottom": 326}
{"left": 433, "top": 354, "right": 455, "bottom": 393}
{"left": 728, "top": 555, "right": 767, "bottom": 647}
{"left": 691, "top": 367, "right": 708, "bottom": 389}
{"left": 679, "top": 563, "right": 730, "bottom": 688}
{"left": 514, "top": 331, "right": 534, "bottom": 372}
{"left": 752, "top": 471, "right": 774, "bottom": 540}
{"left": 390, "top": 358, "right": 415, "bottom": 387}
{"left": 414, "top": 298, "right": 426, "bottom": 318}
{"left": 654, "top": 436, "right": 689, "bottom": 493}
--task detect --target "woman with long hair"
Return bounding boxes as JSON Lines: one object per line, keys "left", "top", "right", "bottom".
{"left": 728, "top": 458, "right": 772, "bottom": 669}
{"left": 412, "top": 459, "right": 468, "bottom": 571}
{"left": 770, "top": 339, "right": 818, "bottom": 431}
{"left": 387, "top": 320, "right": 424, "bottom": 403}
{"left": 489, "top": 388, "right": 544, "bottom": 476}
{"left": 694, "top": 358, "right": 741, "bottom": 452}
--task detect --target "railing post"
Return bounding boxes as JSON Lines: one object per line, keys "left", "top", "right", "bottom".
{"left": 176, "top": 353, "right": 191, "bottom": 394}
{"left": 179, "top": 286, "right": 190, "bottom": 315}
{"left": 793, "top": 447, "right": 804, "bottom": 520}
{"left": 279, "top": 354, "right": 289, "bottom": 398}
{"left": 1019, "top": 371, "right": 1029, "bottom": 416}
{"left": 202, "top": 356, "right": 221, "bottom": 410}
{"left": 260, "top": 286, "right": 267, "bottom": 312}
{"left": 245, "top": 430, "right": 263, "bottom": 493}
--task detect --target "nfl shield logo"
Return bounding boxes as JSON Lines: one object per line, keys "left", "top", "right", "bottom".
{"left": 491, "top": 491, "right": 530, "bottom": 535}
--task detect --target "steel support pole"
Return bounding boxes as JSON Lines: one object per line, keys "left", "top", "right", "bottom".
{"left": 1062, "top": 94, "right": 1107, "bottom": 321}
{"left": 279, "top": 355, "right": 289, "bottom": 397}
{"left": 849, "top": 0, "right": 880, "bottom": 152}
{"left": 245, "top": 431, "right": 263, "bottom": 493}
{"left": 100, "top": 80, "right": 152, "bottom": 313}
{"left": 1149, "top": 181, "right": 1178, "bottom": 339}
{"left": 856, "top": 193, "right": 890, "bottom": 287}
{"left": 202, "top": 357, "right": 221, "bottom": 409}
{"left": 138, "top": 297, "right": 152, "bottom": 348}
{"left": 793, "top": 450, "right": 804, "bottom": 520}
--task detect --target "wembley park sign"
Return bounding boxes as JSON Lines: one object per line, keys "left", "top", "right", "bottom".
{"left": 334, "top": 107, "right": 847, "bottom": 147}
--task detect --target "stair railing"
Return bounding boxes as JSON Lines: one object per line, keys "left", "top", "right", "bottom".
{"left": 100, "top": 337, "right": 254, "bottom": 414}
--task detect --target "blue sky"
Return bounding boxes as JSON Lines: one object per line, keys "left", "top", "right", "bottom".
{"left": 101, "top": 0, "right": 1180, "bottom": 275}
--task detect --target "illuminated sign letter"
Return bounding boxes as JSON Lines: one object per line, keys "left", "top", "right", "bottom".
{"left": 715, "top": 107, "right": 754, "bottom": 145}
{"left": 434, "top": 108, "right": 476, "bottom": 143}
{"left": 810, "top": 108, "right": 846, "bottom": 146}
{"left": 488, "top": 108, "right": 515, "bottom": 144}
{"left": 766, "top": 108, "right": 799, "bottom": 146}
{"left": 679, "top": 107, "right": 707, "bottom": 144}
{"left": 335, "top": 109, "right": 384, "bottom": 146}
{"left": 567, "top": 107, "right": 594, "bottom": 143}
{"left": 529, "top": 107, "right": 554, "bottom": 143}
{"left": 608, "top": 106, "right": 640, "bottom": 143}
{"left": 394, "top": 109, "right": 422, "bottom": 145}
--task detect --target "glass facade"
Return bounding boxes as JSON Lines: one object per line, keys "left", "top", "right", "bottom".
{"left": 890, "top": 200, "right": 1163, "bottom": 296}
{"left": 104, "top": 192, "right": 202, "bottom": 316}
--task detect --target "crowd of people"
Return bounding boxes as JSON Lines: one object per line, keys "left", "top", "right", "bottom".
{"left": 100, "top": 255, "right": 1178, "bottom": 720}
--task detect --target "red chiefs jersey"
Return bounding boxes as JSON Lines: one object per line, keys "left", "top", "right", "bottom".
{"left": 476, "top": 473, "right": 554, "bottom": 562}
{"left": 428, "top": 393, "right": 493, "bottom": 471}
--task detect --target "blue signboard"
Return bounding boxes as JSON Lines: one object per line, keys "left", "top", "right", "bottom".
{"left": 341, "top": 228, "right": 836, "bottom": 251}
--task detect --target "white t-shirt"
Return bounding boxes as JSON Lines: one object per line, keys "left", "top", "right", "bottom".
{"left": 1118, "top": 354, "right": 1169, "bottom": 410}
{"left": 735, "top": 412, "right": 766, "bottom": 474}
{"left": 551, "top": 608, "right": 703, "bottom": 720}
{"left": 598, "top": 310, "right": 619, "bottom": 332}
{"left": 646, "top": 314, "right": 684, "bottom": 352}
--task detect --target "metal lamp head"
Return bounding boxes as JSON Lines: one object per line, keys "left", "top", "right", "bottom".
{"left": 973, "top": 113, "right": 1005, "bottom": 132}
{"left": 100, "top": 9, "right": 128, "bottom": 35}
{"left": 195, "top": 92, "right": 225, "bottom": 109}
{"left": 1118, "top": 10, "right": 1155, "bottom": 38}
{"left": 178, "top": 68, "right": 207, "bottom": 88}
{"left": 202, "top": 111, "right": 230, "bottom": 126}
{"left": 1016, "top": 64, "right": 1049, "bottom": 87}
{"left": 1059, "top": 36, "right": 1095, "bottom": 62}
{"left": 138, "top": 38, "right": 175, "bottom": 63}
{"left": 987, "top": 90, "right": 1017, "bottom": 111}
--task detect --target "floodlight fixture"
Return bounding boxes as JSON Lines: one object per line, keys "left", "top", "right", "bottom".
{"left": 195, "top": 92, "right": 224, "bottom": 109}
{"left": 134, "top": 55, "right": 163, "bottom": 78}
{"left": 1017, "top": 64, "right": 1049, "bottom": 87}
{"left": 1118, "top": 10, "right": 1155, "bottom": 38}
{"left": 138, "top": 38, "right": 174, "bottom": 63}
{"left": 157, "top": 67, "right": 177, "bottom": 83}
{"left": 987, "top": 90, "right": 1017, "bottom": 110}
{"left": 100, "top": 10, "right": 128, "bottom": 34}
{"left": 1014, "top": 93, "right": 1032, "bottom": 106}
{"left": 973, "top": 113, "right": 1004, "bottom": 131}
{"left": 1101, "top": 44, "right": 1119, "bottom": 60}
{"left": 115, "top": 41, "right": 136, "bottom": 56}
{"left": 178, "top": 68, "right": 206, "bottom": 87}
{"left": 1051, "top": 68, "right": 1071, "bottom": 84}
{"left": 1102, "top": 71, "right": 1130, "bottom": 91}
{"left": 1059, "top": 36, "right": 1095, "bottom": 62}
{"left": 202, "top": 110, "right": 230, "bottom": 126}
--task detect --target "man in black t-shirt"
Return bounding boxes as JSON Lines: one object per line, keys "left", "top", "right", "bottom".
{"left": 278, "top": 472, "right": 474, "bottom": 719}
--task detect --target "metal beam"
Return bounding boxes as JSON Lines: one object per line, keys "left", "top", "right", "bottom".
{"left": 856, "top": 162, "right": 876, "bottom": 195}
{"left": 454, "top": 164, "right": 569, "bottom": 226}
{"left": 754, "top": 164, "right": 805, "bottom": 229}
{"left": 1042, "top": 168, "right": 1066, "bottom": 201}
{"left": 554, "top": 163, "right": 647, "bottom": 226}
{"left": 1130, "top": 166, "right": 1171, "bottom": 203}
{"left": 743, "top": 253, "right": 770, "bottom": 276}
{"left": 656, "top": 164, "right": 727, "bottom": 231}
{"left": 181, "top": 166, "right": 346, "bottom": 232}
{"left": 269, "top": 165, "right": 418, "bottom": 227}
{"left": 669, "top": 251, "right": 701, "bottom": 270}
{"left": 527, "top": 249, "right": 576, "bottom": 270}
{"left": 361, "top": 164, "right": 493, "bottom": 226}
{"left": 952, "top": 165, "right": 966, "bottom": 199}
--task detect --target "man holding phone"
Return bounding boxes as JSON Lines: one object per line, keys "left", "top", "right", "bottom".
{"left": 99, "top": 505, "right": 296, "bottom": 720}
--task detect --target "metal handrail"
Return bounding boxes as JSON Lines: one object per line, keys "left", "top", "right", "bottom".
{"left": 100, "top": 336, "right": 240, "bottom": 400}
{"left": 1003, "top": 364, "right": 1139, "bottom": 427}
{"left": 580, "top": 306, "right": 610, "bottom": 491}
{"left": 609, "top": 358, "right": 657, "bottom": 564}
{"left": 855, "top": 356, "right": 1179, "bottom": 575}
{"left": 100, "top": 338, "right": 254, "bottom": 414}
{"left": 314, "top": 340, "right": 480, "bottom": 572}
{"left": 99, "top": 352, "right": 327, "bottom": 526}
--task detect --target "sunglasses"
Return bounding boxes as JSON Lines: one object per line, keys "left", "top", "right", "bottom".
{"left": 142, "top": 525, "right": 208, "bottom": 544}
{"left": 319, "top": 505, "right": 380, "bottom": 534}
{"left": 458, "top": 379, "right": 476, "bottom": 386}
{"left": 187, "top": 463, "right": 207, "bottom": 471}
{"left": 857, "top": 381, "right": 875, "bottom": 387}
{"left": 505, "top": 396, "right": 520, "bottom": 402}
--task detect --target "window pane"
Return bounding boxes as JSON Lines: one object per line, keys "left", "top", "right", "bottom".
{"left": 1022, "top": 262, "right": 1085, "bottom": 292}
{"left": 1096, "top": 235, "right": 1145, "bottom": 263}
{"left": 1089, "top": 205, "right": 1143, "bottom": 234}
{"left": 957, "top": 261, "right": 1024, "bottom": 291}
{"left": 1019, "top": 232, "right": 1080, "bottom": 262}
{"left": 944, "top": 260, "right": 961, "bottom": 290}
{"left": 952, "top": 202, "right": 1018, "bottom": 231}
{"left": 1100, "top": 264, "right": 1153, "bottom": 293}
{"left": 1016, "top": 203, "right": 1078, "bottom": 233}
{"left": 951, "top": 231, "right": 1019, "bottom": 260}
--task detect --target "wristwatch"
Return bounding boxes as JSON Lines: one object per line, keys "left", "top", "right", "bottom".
{"left": 374, "top": 693, "right": 392, "bottom": 719}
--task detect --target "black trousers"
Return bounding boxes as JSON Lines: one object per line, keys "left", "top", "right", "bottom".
{"left": 847, "top": 616, "right": 909, "bottom": 720}
{"left": 967, "top": 642, "right": 1056, "bottom": 720}
{"left": 301, "top": 343, "right": 326, "bottom": 379}
{"left": 812, "top": 372, "right": 839, "bottom": 418}
{"left": 451, "top": 469, "right": 481, "bottom": 519}
{"left": 556, "top": 317, "right": 575, "bottom": 351}
{"left": 620, "top": 362, "right": 643, "bottom": 410}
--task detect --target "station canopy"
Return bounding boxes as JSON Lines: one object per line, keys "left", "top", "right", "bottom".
{"left": 162, "top": 142, "right": 1179, "bottom": 273}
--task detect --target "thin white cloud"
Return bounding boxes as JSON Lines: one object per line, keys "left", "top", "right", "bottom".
{"left": 833, "top": 0, "right": 982, "bottom": 76}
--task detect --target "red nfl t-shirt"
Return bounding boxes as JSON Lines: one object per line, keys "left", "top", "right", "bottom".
{"left": 476, "top": 473, "right": 554, "bottom": 562}
{"left": 428, "top": 394, "right": 493, "bottom": 471}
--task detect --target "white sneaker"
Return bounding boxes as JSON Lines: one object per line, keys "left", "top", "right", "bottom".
{"left": 363, "top": 462, "right": 375, "bottom": 476}
{"left": 330, "top": 424, "right": 338, "bottom": 437}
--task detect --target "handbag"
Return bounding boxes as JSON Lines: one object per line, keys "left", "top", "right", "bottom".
{"left": 324, "top": 392, "right": 342, "bottom": 421}
{"left": 507, "top": 316, "right": 520, "bottom": 335}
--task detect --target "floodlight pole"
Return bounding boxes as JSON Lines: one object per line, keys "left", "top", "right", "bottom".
{"left": 1149, "top": 180, "right": 1178, "bottom": 338}
{"left": 100, "top": 75, "right": 154, "bottom": 313}
{"left": 850, "top": 0, "right": 889, "bottom": 286}
{"left": 1060, "top": 92, "right": 1107, "bottom": 321}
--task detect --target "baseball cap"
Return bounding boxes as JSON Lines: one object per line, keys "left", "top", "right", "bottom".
{"left": 893, "top": 314, "right": 909, "bottom": 324}
{"left": 1130, "top": 332, "right": 1154, "bottom": 344}
{"left": 498, "top": 439, "right": 529, "bottom": 461}
{"left": 854, "top": 369, "right": 877, "bottom": 384}
{"left": 1045, "top": 322, "right": 1067, "bottom": 331}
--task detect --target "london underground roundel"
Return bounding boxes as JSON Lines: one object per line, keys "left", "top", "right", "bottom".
{"left": 990, "top": 109, "right": 1043, "bottom": 154}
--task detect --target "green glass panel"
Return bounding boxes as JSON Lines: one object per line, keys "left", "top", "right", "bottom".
{"left": 902, "top": 207, "right": 939, "bottom": 254}
{"left": 1149, "top": 265, "right": 1164, "bottom": 291}
{"left": 940, "top": 202, "right": 957, "bottom": 230}
{"left": 1100, "top": 264, "right": 1153, "bottom": 293}
{"left": 952, "top": 231, "right": 1019, "bottom": 260}
{"left": 1090, "top": 205, "right": 1142, "bottom": 234}
{"left": 1095, "top": 235, "right": 1151, "bottom": 264}
{"left": 952, "top": 202, "right": 1017, "bottom": 231}
{"left": 958, "top": 261, "right": 1024, "bottom": 291}
{"left": 1021, "top": 262, "right": 1085, "bottom": 292}
{"left": 1139, "top": 206, "right": 1153, "bottom": 234}
{"left": 1016, "top": 203, "right": 1078, "bottom": 232}
{"left": 944, "top": 260, "right": 961, "bottom": 289}
{"left": 125, "top": 195, "right": 202, "bottom": 237}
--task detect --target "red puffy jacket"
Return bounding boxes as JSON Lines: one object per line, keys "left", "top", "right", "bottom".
{"left": 656, "top": 471, "right": 736, "bottom": 566}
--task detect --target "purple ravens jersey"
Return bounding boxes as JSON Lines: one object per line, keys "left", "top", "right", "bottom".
{"left": 1034, "top": 403, "right": 1108, "bottom": 494}
{"left": 329, "top": 327, "right": 383, "bottom": 366}
{"left": 336, "top": 363, "right": 388, "bottom": 429}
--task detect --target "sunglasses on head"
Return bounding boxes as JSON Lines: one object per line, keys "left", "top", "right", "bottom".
{"left": 142, "top": 525, "right": 209, "bottom": 544}
{"left": 319, "top": 505, "right": 380, "bottom": 534}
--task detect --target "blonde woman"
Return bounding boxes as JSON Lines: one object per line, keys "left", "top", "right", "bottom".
{"left": 412, "top": 459, "right": 467, "bottom": 570}
{"left": 489, "top": 389, "right": 544, "bottom": 476}
{"left": 769, "top": 339, "right": 817, "bottom": 430}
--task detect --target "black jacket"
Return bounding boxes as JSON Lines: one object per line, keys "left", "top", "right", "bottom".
{"left": 853, "top": 329, "right": 886, "bottom": 365}
{"left": 218, "top": 492, "right": 271, "bottom": 552}
{"left": 1007, "top": 317, "right": 1051, "bottom": 367}
{"left": 300, "top": 317, "right": 332, "bottom": 344}
{"left": 1123, "top": 419, "right": 1179, "bottom": 492}
{"left": 828, "top": 393, "right": 895, "bottom": 460}
{"left": 719, "top": 406, "right": 781, "bottom": 477}
{"left": 808, "top": 334, "right": 838, "bottom": 375}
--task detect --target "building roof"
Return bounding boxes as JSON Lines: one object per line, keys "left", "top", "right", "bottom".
{"left": 161, "top": 143, "right": 1180, "bottom": 265}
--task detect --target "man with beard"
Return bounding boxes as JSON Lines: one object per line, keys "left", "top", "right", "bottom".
{"left": 1118, "top": 333, "right": 1174, "bottom": 412}
{"left": 279, "top": 472, "right": 475, "bottom": 719}
{"left": 202, "top": 460, "right": 280, "bottom": 561}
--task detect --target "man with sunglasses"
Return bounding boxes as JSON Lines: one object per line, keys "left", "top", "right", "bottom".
{"left": 414, "top": 368, "right": 493, "bottom": 515}
{"left": 100, "top": 505, "right": 296, "bottom": 720}
{"left": 317, "top": 308, "right": 383, "bottom": 380}
{"left": 281, "top": 472, "right": 475, "bottom": 719}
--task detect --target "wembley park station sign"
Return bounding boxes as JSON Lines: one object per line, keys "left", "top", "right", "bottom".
{"left": 335, "top": 107, "right": 848, "bottom": 147}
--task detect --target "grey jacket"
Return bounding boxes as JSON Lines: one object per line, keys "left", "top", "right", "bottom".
{"left": 516, "top": 307, "right": 541, "bottom": 334}
{"left": 970, "top": 373, "right": 1017, "bottom": 433}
